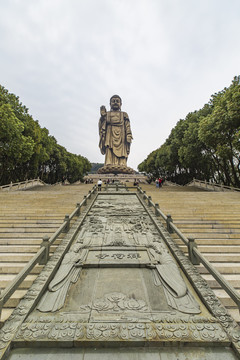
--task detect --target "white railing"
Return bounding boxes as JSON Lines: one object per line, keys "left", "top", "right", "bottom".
{"left": 187, "top": 178, "right": 240, "bottom": 192}
{"left": 164, "top": 180, "right": 183, "bottom": 187}
{"left": 0, "top": 178, "right": 46, "bottom": 192}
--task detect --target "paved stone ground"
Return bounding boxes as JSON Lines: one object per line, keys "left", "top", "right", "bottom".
{"left": 1, "top": 184, "right": 239, "bottom": 359}
{"left": 0, "top": 182, "right": 239, "bottom": 325}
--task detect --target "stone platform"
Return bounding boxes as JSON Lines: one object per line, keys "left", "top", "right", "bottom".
{"left": 97, "top": 164, "right": 135, "bottom": 174}
{"left": 1, "top": 185, "right": 240, "bottom": 359}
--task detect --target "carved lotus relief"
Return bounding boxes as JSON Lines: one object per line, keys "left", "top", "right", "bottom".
{"left": 79, "top": 292, "right": 149, "bottom": 313}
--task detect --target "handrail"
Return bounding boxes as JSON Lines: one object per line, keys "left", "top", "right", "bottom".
{"left": 137, "top": 185, "right": 240, "bottom": 312}
{"left": 187, "top": 178, "right": 240, "bottom": 192}
{"left": 0, "top": 185, "right": 97, "bottom": 318}
{"left": 193, "top": 247, "right": 240, "bottom": 309}
{"left": 0, "top": 248, "right": 45, "bottom": 310}
{"left": 0, "top": 178, "right": 47, "bottom": 191}
{"left": 0, "top": 178, "right": 69, "bottom": 191}
{"left": 164, "top": 180, "right": 183, "bottom": 187}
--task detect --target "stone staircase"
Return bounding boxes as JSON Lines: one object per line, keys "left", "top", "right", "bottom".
{"left": 140, "top": 183, "right": 240, "bottom": 323}
{"left": 0, "top": 183, "right": 93, "bottom": 326}
{"left": 0, "top": 182, "right": 239, "bottom": 326}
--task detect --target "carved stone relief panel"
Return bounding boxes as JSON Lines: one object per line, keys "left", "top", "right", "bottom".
{"left": 34, "top": 192, "right": 206, "bottom": 317}
{"left": 85, "top": 247, "right": 150, "bottom": 266}
{"left": 7, "top": 190, "right": 240, "bottom": 355}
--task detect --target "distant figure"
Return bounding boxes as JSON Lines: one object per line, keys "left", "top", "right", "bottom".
{"left": 134, "top": 179, "right": 139, "bottom": 186}
{"left": 97, "top": 178, "right": 102, "bottom": 191}
{"left": 99, "top": 95, "right": 133, "bottom": 168}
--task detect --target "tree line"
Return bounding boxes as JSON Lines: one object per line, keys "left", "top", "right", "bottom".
{"left": 0, "top": 85, "right": 91, "bottom": 185}
{"left": 138, "top": 77, "right": 240, "bottom": 188}
{"left": 90, "top": 163, "right": 104, "bottom": 173}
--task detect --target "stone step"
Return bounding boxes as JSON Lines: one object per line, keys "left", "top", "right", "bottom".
{"left": 0, "top": 219, "right": 63, "bottom": 224}
{"left": 0, "top": 216, "right": 65, "bottom": 220}
{"left": 0, "top": 262, "right": 42, "bottom": 274}
{"left": 180, "top": 229, "right": 240, "bottom": 235}
{"left": 173, "top": 232, "right": 240, "bottom": 239}
{"left": 178, "top": 244, "right": 240, "bottom": 253}
{"left": 201, "top": 254, "right": 240, "bottom": 262}
{"left": 175, "top": 222, "right": 240, "bottom": 228}
{"left": 0, "top": 245, "right": 57, "bottom": 253}
{"left": 3, "top": 289, "right": 27, "bottom": 307}
{"left": 227, "top": 308, "right": 240, "bottom": 323}
{"left": 0, "top": 245, "right": 40, "bottom": 253}
{"left": 0, "top": 274, "right": 37, "bottom": 288}
{"left": 176, "top": 238, "right": 240, "bottom": 245}
{"left": 171, "top": 222, "right": 240, "bottom": 228}
{"left": 0, "top": 252, "right": 54, "bottom": 262}
{"left": 164, "top": 215, "right": 240, "bottom": 220}
{"left": 166, "top": 214, "right": 240, "bottom": 219}
{"left": 202, "top": 274, "right": 240, "bottom": 288}
{"left": 0, "top": 239, "right": 61, "bottom": 246}
{"left": 178, "top": 247, "right": 240, "bottom": 262}
{"left": 0, "top": 309, "right": 14, "bottom": 327}
{"left": 0, "top": 253, "right": 35, "bottom": 262}
{"left": 198, "top": 263, "right": 240, "bottom": 274}
{"left": 0, "top": 233, "right": 54, "bottom": 239}
{"left": 0, "top": 227, "right": 59, "bottom": 233}
{"left": 0, "top": 228, "right": 60, "bottom": 235}
{"left": 213, "top": 289, "right": 240, "bottom": 307}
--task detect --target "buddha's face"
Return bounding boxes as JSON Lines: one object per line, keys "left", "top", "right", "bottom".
{"left": 110, "top": 97, "right": 121, "bottom": 111}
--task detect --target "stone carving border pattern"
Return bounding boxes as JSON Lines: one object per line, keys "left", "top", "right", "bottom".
{"left": 15, "top": 320, "right": 228, "bottom": 344}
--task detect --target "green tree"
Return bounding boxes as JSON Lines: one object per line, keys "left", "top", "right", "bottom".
{"left": 199, "top": 77, "right": 240, "bottom": 186}
{"left": 0, "top": 104, "right": 34, "bottom": 184}
{"left": 0, "top": 85, "right": 92, "bottom": 185}
{"left": 138, "top": 76, "right": 240, "bottom": 187}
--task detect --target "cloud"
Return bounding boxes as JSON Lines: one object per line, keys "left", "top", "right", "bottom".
{"left": 0, "top": 0, "right": 240, "bottom": 170}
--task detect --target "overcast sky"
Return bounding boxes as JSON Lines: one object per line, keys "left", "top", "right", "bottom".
{"left": 1, "top": 0, "right": 240, "bottom": 170}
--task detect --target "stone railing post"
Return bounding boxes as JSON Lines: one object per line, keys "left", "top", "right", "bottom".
{"left": 188, "top": 237, "right": 200, "bottom": 265}
{"left": 148, "top": 196, "right": 152, "bottom": 206}
{"left": 155, "top": 203, "right": 160, "bottom": 216}
{"left": 166, "top": 214, "right": 173, "bottom": 233}
{"left": 63, "top": 214, "right": 70, "bottom": 233}
{"left": 76, "top": 203, "right": 81, "bottom": 216}
{"left": 39, "top": 235, "right": 50, "bottom": 265}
